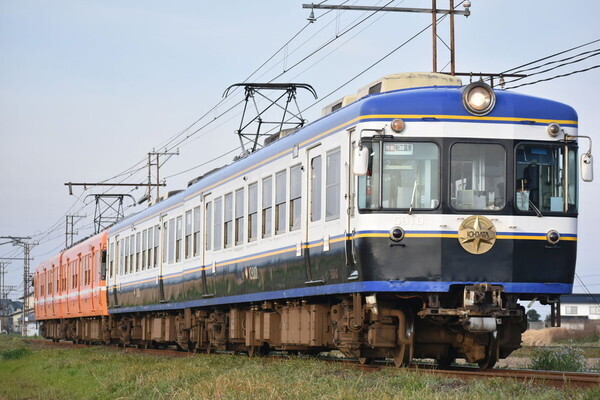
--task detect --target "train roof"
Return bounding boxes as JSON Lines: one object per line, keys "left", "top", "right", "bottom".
{"left": 109, "top": 82, "right": 578, "bottom": 235}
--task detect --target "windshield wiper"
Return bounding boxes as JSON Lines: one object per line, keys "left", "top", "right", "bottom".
{"left": 524, "top": 194, "right": 543, "bottom": 217}
{"left": 408, "top": 177, "right": 418, "bottom": 215}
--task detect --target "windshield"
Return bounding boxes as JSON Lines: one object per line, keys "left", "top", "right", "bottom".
{"left": 515, "top": 143, "right": 578, "bottom": 213}
{"left": 450, "top": 143, "right": 506, "bottom": 211}
{"left": 358, "top": 141, "right": 440, "bottom": 210}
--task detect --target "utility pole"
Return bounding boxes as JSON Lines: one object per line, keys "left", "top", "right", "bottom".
{"left": 65, "top": 214, "right": 85, "bottom": 248}
{"left": 0, "top": 261, "right": 16, "bottom": 300}
{"left": 147, "top": 149, "right": 179, "bottom": 205}
{"left": 0, "top": 236, "right": 37, "bottom": 336}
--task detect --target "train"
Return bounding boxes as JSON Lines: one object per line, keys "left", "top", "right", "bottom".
{"left": 34, "top": 72, "right": 594, "bottom": 368}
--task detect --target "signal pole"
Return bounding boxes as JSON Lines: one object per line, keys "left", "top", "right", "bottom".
{"left": 65, "top": 214, "right": 85, "bottom": 248}
{"left": 147, "top": 149, "right": 179, "bottom": 204}
{"left": 302, "top": 1, "right": 471, "bottom": 75}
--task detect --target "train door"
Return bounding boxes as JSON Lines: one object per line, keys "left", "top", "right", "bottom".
{"left": 305, "top": 145, "right": 326, "bottom": 284}
{"left": 77, "top": 255, "right": 82, "bottom": 314}
{"left": 345, "top": 129, "right": 358, "bottom": 279}
{"left": 158, "top": 214, "right": 167, "bottom": 302}
{"left": 112, "top": 236, "right": 120, "bottom": 307}
{"left": 202, "top": 193, "right": 215, "bottom": 297}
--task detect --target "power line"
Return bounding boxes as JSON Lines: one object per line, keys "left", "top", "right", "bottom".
{"left": 501, "top": 37, "right": 600, "bottom": 74}
{"left": 503, "top": 50, "right": 600, "bottom": 86}
{"left": 505, "top": 64, "right": 600, "bottom": 90}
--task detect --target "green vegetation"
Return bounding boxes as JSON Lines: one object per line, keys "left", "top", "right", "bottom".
{"left": 529, "top": 341, "right": 587, "bottom": 372}
{"left": 0, "top": 337, "right": 598, "bottom": 400}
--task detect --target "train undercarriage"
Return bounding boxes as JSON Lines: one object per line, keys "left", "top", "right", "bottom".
{"left": 40, "top": 284, "right": 527, "bottom": 369}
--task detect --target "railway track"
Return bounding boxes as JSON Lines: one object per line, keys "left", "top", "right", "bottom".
{"left": 25, "top": 339, "right": 600, "bottom": 389}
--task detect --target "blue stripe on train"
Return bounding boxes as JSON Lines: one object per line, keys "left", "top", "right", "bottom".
{"left": 108, "top": 280, "right": 572, "bottom": 314}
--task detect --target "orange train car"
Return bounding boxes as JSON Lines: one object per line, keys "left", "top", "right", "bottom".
{"left": 34, "top": 231, "right": 109, "bottom": 342}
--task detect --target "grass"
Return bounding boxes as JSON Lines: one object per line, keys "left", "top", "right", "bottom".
{"left": 0, "top": 337, "right": 599, "bottom": 400}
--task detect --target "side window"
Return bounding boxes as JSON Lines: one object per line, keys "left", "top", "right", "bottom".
{"left": 176, "top": 216, "right": 183, "bottom": 262}
{"left": 193, "top": 206, "right": 201, "bottom": 257}
{"left": 248, "top": 183, "right": 258, "bottom": 241}
{"left": 168, "top": 219, "right": 176, "bottom": 263}
{"left": 262, "top": 176, "right": 272, "bottom": 237}
{"left": 129, "top": 236, "right": 135, "bottom": 273}
{"left": 326, "top": 148, "right": 341, "bottom": 220}
{"left": 290, "top": 165, "right": 302, "bottom": 231}
{"left": 147, "top": 227, "right": 153, "bottom": 269}
{"left": 224, "top": 193, "right": 233, "bottom": 248}
{"left": 153, "top": 225, "right": 160, "bottom": 268}
{"left": 142, "top": 230, "right": 147, "bottom": 270}
{"left": 275, "top": 170, "right": 287, "bottom": 234}
{"left": 117, "top": 239, "right": 125, "bottom": 275}
{"left": 185, "top": 210, "right": 192, "bottom": 259}
{"left": 235, "top": 188, "right": 244, "bottom": 245}
{"left": 109, "top": 242, "right": 115, "bottom": 278}
{"left": 214, "top": 198, "right": 222, "bottom": 250}
{"left": 205, "top": 201, "right": 213, "bottom": 251}
{"left": 311, "top": 155, "right": 322, "bottom": 222}
{"left": 136, "top": 232, "right": 141, "bottom": 272}
{"left": 124, "top": 237, "right": 130, "bottom": 274}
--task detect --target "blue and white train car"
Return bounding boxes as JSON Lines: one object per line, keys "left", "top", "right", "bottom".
{"left": 103, "top": 72, "right": 592, "bottom": 368}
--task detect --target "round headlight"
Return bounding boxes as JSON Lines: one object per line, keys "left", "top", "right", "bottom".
{"left": 462, "top": 82, "right": 496, "bottom": 116}
{"left": 389, "top": 226, "right": 405, "bottom": 242}
{"left": 390, "top": 118, "right": 405, "bottom": 133}
{"left": 546, "top": 230, "right": 560, "bottom": 245}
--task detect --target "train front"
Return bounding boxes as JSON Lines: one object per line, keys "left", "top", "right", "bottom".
{"left": 348, "top": 74, "right": 593, "bottom": 367}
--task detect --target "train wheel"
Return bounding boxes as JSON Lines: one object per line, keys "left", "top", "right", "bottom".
{"left": 477, "top": 333, "right": 499, "bottom": 369}
{"left": 392, "top": 309, "right": 414, "bottom": 367}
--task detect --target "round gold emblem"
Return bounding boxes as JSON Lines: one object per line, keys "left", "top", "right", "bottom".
{"left": 457, "top": 215, "right": 497, "bottom": 255}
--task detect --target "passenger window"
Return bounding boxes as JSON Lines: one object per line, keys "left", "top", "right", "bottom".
{"left": 146, "top": 228, "right": 152, "bottom": 269}
{"left": 262, "top": 177, "right": 273, "bottom": 237}
{"left": 235, "top": 188, "right": 244, "bottom": 245}
{"left": 124, "top": 238, "right": 130, "bottom": 274}
{"left": 205, "top": 201, "right": 213, "bottom": 251}
{"left": 214, "top": 198, "right": 222, "bottom": 250}
{"left": 185, "top": 210, "right": 192, "bottom": 259}
{"left": 326, "top": 149, "right": 341, "bottom": 220}
{"left": 290, "top": 165, "right": 302, "bottom": 230}
{"left": 142, "top": 230, "right": 148, "bottom": 270}
{"left": 275, "top": 171, "right": 287, "bottom": 234}
{"left": 224, "top": 193, "right": 233, "bottom": 247}
{"left": 109, "top": 242, "right": 114, "bottom": 278}
{"left": 193, "top": 207, "right": 201, "bottom": 256}
{"left": 175, "top": 216, "right": 183, "bottom": 262}
{"left": 248, "top": 183, "right": 258, "bottom": 241}
{"left": 129, "top": 236, "right": 134, "bottom": 273}
{"left": 136, "top": 232, "right": 141, "bottom": 271}
{"left": 310, "top": 156, "right": 322, "bottom": 221}
{"left": 153, "top": 226, "right": 159, "bottom": 268}
{"left": 168, "top": 219, "right": 176, "bottom": 263}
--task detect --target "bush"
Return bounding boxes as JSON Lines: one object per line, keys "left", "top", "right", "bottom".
{"left": 529, "top": 341, "right": 586, "bottom": 372}
{"left": 0, "top": 347, "right": 31, "bottom": 360}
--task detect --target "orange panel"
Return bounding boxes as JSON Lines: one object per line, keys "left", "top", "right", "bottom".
{"left": 34, "top": 231, "right": 109, "bottom": 321}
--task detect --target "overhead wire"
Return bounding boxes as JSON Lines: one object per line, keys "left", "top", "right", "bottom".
{"left": 505, "top": 64, "right": 600, "bottom": 90}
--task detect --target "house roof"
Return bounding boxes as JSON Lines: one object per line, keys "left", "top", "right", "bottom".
{"left": 561, "top": 294, "right": 600, "bottom": 304}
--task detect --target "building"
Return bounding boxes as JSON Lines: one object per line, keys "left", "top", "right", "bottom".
{"left": 559, "top": 293, "right": 600, "bottom": 330}
{"left": 0, "top": 299, "right": 23, "bottom": 334}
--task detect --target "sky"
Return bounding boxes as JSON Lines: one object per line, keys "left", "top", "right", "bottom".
{"left": 1, "top": 1, "right": 599, "bottom": 315}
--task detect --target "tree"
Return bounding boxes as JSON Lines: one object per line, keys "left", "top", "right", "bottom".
{"left": 527, "top": 309, "right": 541, "bottom": 322}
